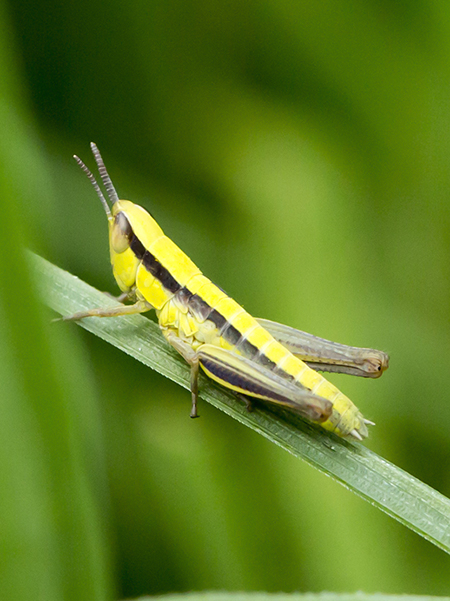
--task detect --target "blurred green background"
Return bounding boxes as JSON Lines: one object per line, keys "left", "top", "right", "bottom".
{"left": 1, "top": 1, "right": 450, "bottom": 599}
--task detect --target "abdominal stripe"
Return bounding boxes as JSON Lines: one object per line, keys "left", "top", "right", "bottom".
{"left": 130, "top": 231, "right": 283, "bottom": 374}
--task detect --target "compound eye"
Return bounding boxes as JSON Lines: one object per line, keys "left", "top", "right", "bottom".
{"left": 111, "top": 211, "right": 132, "bottom": 253}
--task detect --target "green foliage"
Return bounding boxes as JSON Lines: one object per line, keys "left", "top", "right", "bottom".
{"left": 137, "top": 595, "right": 450, "bottom": 601}
{"left": 34, "top": 254, "right": 450, "bottom": 556}
{"left": 2, "top": 0, "right": 450, "bottom": 599}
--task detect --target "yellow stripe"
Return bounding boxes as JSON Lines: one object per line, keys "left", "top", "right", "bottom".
{"left": 185, "top": 274, "right": 214, "bottom": 295}
{"left": 229, "top": 311, "right": 257, "bottom": 333}
{"left": 213, "top": 296, "right": 244, "bottom": 321}
{"left": 193, "top": 279, "right": 228, "bottom": 306}
{"left": 149, "top": 236, "right": 202, "bottom": 286}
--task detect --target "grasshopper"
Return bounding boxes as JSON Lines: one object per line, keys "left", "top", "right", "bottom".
{"left": 65, "top": 143, "right": 389, "bottom": 441}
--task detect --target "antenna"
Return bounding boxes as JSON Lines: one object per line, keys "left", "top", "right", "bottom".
{"left": 73, "top": 154, "right": 112, "bottom": 218}
{"left": 90, "top": 142, "right": 120, "bottom": 206}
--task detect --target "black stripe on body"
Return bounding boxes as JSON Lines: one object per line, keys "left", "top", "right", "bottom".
{"left": 130, "top": 235, "right": 145, "bottom": 260}
{"left": 255, "top": 353, "right": 277, "bottom": 369}
{"left": 189, "top": 294, "right": 213, "bottom": 321}
{"left": 190, "top": 298, "right": 279, "bottom": 371}
{"left": 128, "top": 231, "right": 285, "bottom": 375}
{"left": 218, "top": 319, "right": 242, "bottom": 346}
{"left": 143, "top": 250, "right": 180, "bottom": 293}
{"left": 130, "top": 234, "right": 180, "bottom": 294}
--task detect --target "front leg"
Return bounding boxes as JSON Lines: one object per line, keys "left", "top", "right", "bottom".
{"left": 60, "top": 299, "right": 153, "bottom": 321}
{"left": 165, "top": 331, "right": 201, "bottom": 418}
{"left": 103, "top": 290, "right": 135, "bottom": 303}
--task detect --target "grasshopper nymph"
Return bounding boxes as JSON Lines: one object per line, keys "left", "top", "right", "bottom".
{"left": 65, "top": 143, "right": 389, "bottom": 441}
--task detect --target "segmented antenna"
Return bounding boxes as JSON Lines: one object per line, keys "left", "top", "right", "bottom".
{"left": 90, "top": 142, "right": 120, "bottom": 206}
{"left": 73, "top": 154, "right": 112, "bottom": 218}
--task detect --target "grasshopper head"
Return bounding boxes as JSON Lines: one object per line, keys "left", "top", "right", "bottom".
{"left": 74, "top": 143, "right": 164, "bottom": 293}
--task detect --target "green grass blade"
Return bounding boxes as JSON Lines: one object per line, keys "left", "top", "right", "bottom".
{"left": 31, "top": 252, "right": 450, "bottom": 555}
{"left": 135, "top": 595, "right": 450, "bottom": 601}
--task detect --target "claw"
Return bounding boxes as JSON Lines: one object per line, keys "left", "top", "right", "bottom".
{"left": 363, "top": 418, "right": 376, "bottom": 426}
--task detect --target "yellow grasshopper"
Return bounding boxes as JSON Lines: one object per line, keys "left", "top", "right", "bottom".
{"left": 66, "top": 143, "right": 389, "bottom": 441}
